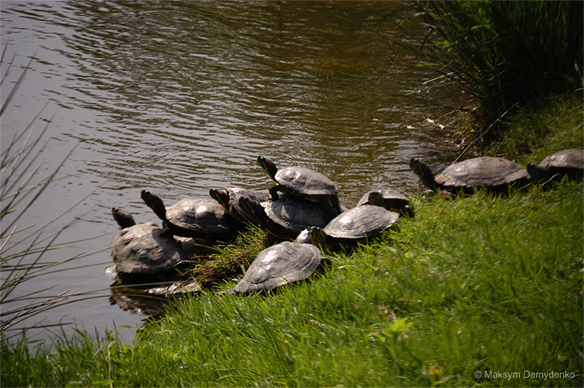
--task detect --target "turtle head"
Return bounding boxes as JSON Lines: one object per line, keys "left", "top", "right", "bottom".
{"left": 209, "top": 188, "right": 230, "bottom": 207}
{"left": 112, "top": 207, "right": 136, "bottom": 229}
{"left": 308, "top": 226, "right": 328, "bottom": 248}
{"left": 409, "top": 158, "right": 437, "bottom": 191}
{"left": 366, "top": 191, "right": 385, "bottom": 207}
{"left": 238, "top": 196, "right": 268, "bottom": 225}
{"left": 526, "top": 163, "right": 547, "bottom": 182}
{"left": 295, "top": 228, "right": 312, "bottom": 244}
{"left": 257, "top": 156, "right": 278, "bottom": 180}
{"left": 140, "top": 190, "right": 168, "bottom": 221}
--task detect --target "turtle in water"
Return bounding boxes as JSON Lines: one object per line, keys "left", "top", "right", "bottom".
{"left": 225, "top": 229, "right": 330, "bottom": 294}
{"left": 357, "top": 188, "right": 414, "bottom": 217}
{"left": 141, "top": 190, "right": 242, "bottom": 239}
{"left": 108, "top": 207, "right": 185, "bottom": 283}
{"left": 527, "top": 149, "right": 584, "bottom": 183}
{"left": 409, "top": 156, "right": 529, "bottom": 195}
{"left": 309, "top": 202, "right": 400, "bottom": 251}
{"left": 257, "top": 156, "right": 342, "bottom": 216}
{"left": 209, "top": 187, "right": 267, "bottom": 222}
{"left": 238, "top": 195, "right": 331, "bottom": 240}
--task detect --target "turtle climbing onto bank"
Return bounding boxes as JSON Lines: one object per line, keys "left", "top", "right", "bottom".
{"left": 108, "top": 207, "right": 186, "bottom": 283}
{"left": 238, "top": 195, "right": 331, "bottom": 240}
{"left": 225, "top": 229, "right": 330, "bottom": 294}
{"left": 527, "top": 149, "right": 584, "bottom": 183}
{"left": 209, "top": 187, "right": 267, "bottom": 222}
{"left": 309, "top": 199, "right": 400, "bottom": 251}
{"left": 409, "top": 156, "right": 529, "bottom": 195}
{"left": 357, "top": 188, "right": 414, "bottom": 217}
{"left": 141, "top": 190, "right": 242, "bottom": 239}
{"left": 257, "top": 156, "right": 342, "bottom": 216}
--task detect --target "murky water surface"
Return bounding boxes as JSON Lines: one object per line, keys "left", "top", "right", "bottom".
{"left": 1, "top": 1, "right": 461, "bottom": 343}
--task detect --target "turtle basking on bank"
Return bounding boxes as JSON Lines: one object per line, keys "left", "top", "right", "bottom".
{"left": 141, "top": 190, "right": 242, "bottom": 239}
{"left": 108, "top": 207, "right": 186, "bottom": 283}
{"left": 257, "top": 156, "right": 342, "bottom": 215}
{"left": 356, "top": 188, "right": 414, "bottom": 217}
{"left": 238, "top": 195, "right": 331, "bottom": 240}
{"left": 409, "top": 156, "right": 529, "bottom": 195}
{"left": 527, "top": 149, "right": 584, "bottom": 183}
{"left": 309, "top": 198, "right": 400, "bottom": 251}
{"left": 225, "top": 230, "right": 330, "bottom": 294}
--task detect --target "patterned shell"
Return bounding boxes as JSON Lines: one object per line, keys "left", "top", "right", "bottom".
{"left": 435, "top": 157, "right": 528, "bottom": 188}
{"left": 110, "top": 222, "right": 184, "bottom": 274}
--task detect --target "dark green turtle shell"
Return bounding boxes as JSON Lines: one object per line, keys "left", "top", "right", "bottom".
{"left": 229, "top": 241, "right": 328, "bottom": 294}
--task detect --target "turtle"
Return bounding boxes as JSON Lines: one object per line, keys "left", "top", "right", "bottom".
{"left": 238, "top": 195, "right": 331, "bottom": 240}
{"left": 108, "top": 207, "right": 185, "bottom": 283}
{"left": 527, "top": 149, "right": 584, "bottom": 183}
{"left": 225, "top": 230, "right": 330, "bottom": 294}
{"left": 209, "top": 187, "right": 267, "bottom": 222}
{"left": 309, "top": 204, "right": 400, "bottom": 250}
{"left": 409, "top": 156, "right": 529, "bottom": 195}
{"left": 257, "top": 156, "right": 342, "bottom": 215}
{"left": 357, "top": 189, "right": 414, "bottom": 217}
{"left": 141, "top": 190, "right": 241, "bottom": 238}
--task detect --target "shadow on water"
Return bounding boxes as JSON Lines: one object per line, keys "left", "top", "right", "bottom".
{"left": 1, "top": 0, "right": 462, "bottom": 344}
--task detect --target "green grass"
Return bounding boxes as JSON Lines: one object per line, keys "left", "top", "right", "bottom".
{"left": 3, "top": 183, "right": 582, "bottom": 387}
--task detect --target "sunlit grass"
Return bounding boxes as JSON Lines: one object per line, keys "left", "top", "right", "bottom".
{"left": 3, "top": 183, "right": 581, "bottom": 387}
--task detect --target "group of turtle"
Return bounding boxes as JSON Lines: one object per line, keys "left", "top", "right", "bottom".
{"left": 107, "top": 148, "right": 583, "bottom": 296}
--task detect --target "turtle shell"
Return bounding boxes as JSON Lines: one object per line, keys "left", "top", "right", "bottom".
{"left": 263, "top": 196, "right": 330, "bottom": 235}
{"left": 323, "top": 205, "right": 400, "bottom": 240}
{"left": 435, "top": 156, "right": 528, "bottom": 189}
{"left": 536, "top": 149, "right": 584, "bottom": 169}
{"left": 274, "top": 166, "right": 339, "bottom": 197}
{"left": 165, "top": 198, "right": 233, "bottom": 236}
{"left": 110, "top": 222, "right": 184, "bottom": 275}
{"left": 530, "top": 149, "right": 584, "bottom": 180}
{"left": 356, "top": 189, "right": 410, "bottom": 210}
{"left": 230, "top": 241, "right": 328, "bottom": 294}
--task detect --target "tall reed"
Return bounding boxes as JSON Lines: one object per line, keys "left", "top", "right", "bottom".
{"left": 397, "top": 1, "right": 583, "bottom": 139}
{"left": 1, "top": 50, "right": 100, "bottom": 338}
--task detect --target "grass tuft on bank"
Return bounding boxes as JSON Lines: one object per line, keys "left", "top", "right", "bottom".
{"left": 3, "top": 182, "right": 582, "bottom": 387}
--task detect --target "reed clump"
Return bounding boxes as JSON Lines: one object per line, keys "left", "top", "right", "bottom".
{"left": 397, "top": 1, "right": 583, "bottom": 143}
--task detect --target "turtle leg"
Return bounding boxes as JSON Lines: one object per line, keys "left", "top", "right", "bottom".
{"left": 268, "top": 185, "right": 280, "bottom": 201}
{"left": 330, "top": 196, "right": 342, "bottom": 214}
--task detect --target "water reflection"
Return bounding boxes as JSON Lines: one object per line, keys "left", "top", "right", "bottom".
{"left": 1, "top": 0, "right": 461, "bottom": 343}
